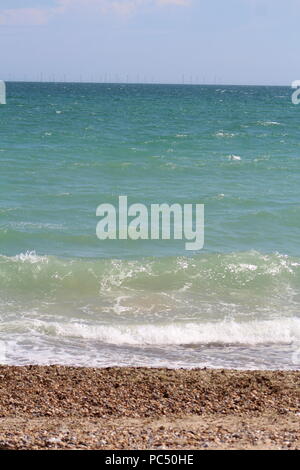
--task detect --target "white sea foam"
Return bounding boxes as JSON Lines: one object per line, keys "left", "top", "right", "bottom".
{"left": 216, "top": 131, "right": 236, "bottom": 138}
{"left": 35, "top": 317, "right": 300, "bottom": 347}
{"left": 259, "top": 121, "right": 281, "bottom": 126}
{"left": 12, "top": 251, "right": 49, "bottom": 264}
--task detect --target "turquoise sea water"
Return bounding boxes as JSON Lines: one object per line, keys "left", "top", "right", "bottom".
{"left": 0, "top": 82, "right": 299, "bottom": 369}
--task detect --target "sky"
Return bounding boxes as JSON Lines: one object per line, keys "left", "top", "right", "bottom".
{"left": 0, "top": 0, "right": 299, "bottom": 85}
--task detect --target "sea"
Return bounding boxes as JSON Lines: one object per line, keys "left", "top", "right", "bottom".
{"left": 0, "top": 82, "right": 299, "bottom": 370}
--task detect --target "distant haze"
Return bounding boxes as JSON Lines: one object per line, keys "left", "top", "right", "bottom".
{"left": 0, "top": 0, "right": 299, "bottom": 85}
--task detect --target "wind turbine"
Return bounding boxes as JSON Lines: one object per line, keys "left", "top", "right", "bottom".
{"left": 0, "top": 81, "right": 6, "bottom": 104}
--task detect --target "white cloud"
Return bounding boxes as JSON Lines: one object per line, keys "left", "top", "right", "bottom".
{"left": 0, "top": 7, "right": 51, "bottom": 26}
{"left": 109, "top": 1, "right": 146, "bottom": 17}
{"left": 0, "top": 0, "right": 192, "bottom": 25}
{"left": 156, "top": 0, "right": 190, "bottom": 5}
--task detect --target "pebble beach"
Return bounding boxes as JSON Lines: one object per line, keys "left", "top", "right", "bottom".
{"left": 0, "top": 366, "right": 299, "bottom": 450}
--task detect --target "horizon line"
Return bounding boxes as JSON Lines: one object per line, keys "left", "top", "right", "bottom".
{"left": 1, "top": 79, "right": 292, "bottom": 88}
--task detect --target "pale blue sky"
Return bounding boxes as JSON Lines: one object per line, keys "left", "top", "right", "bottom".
{"left": 0, "top": 0, "right": 299, "bottom": 85}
